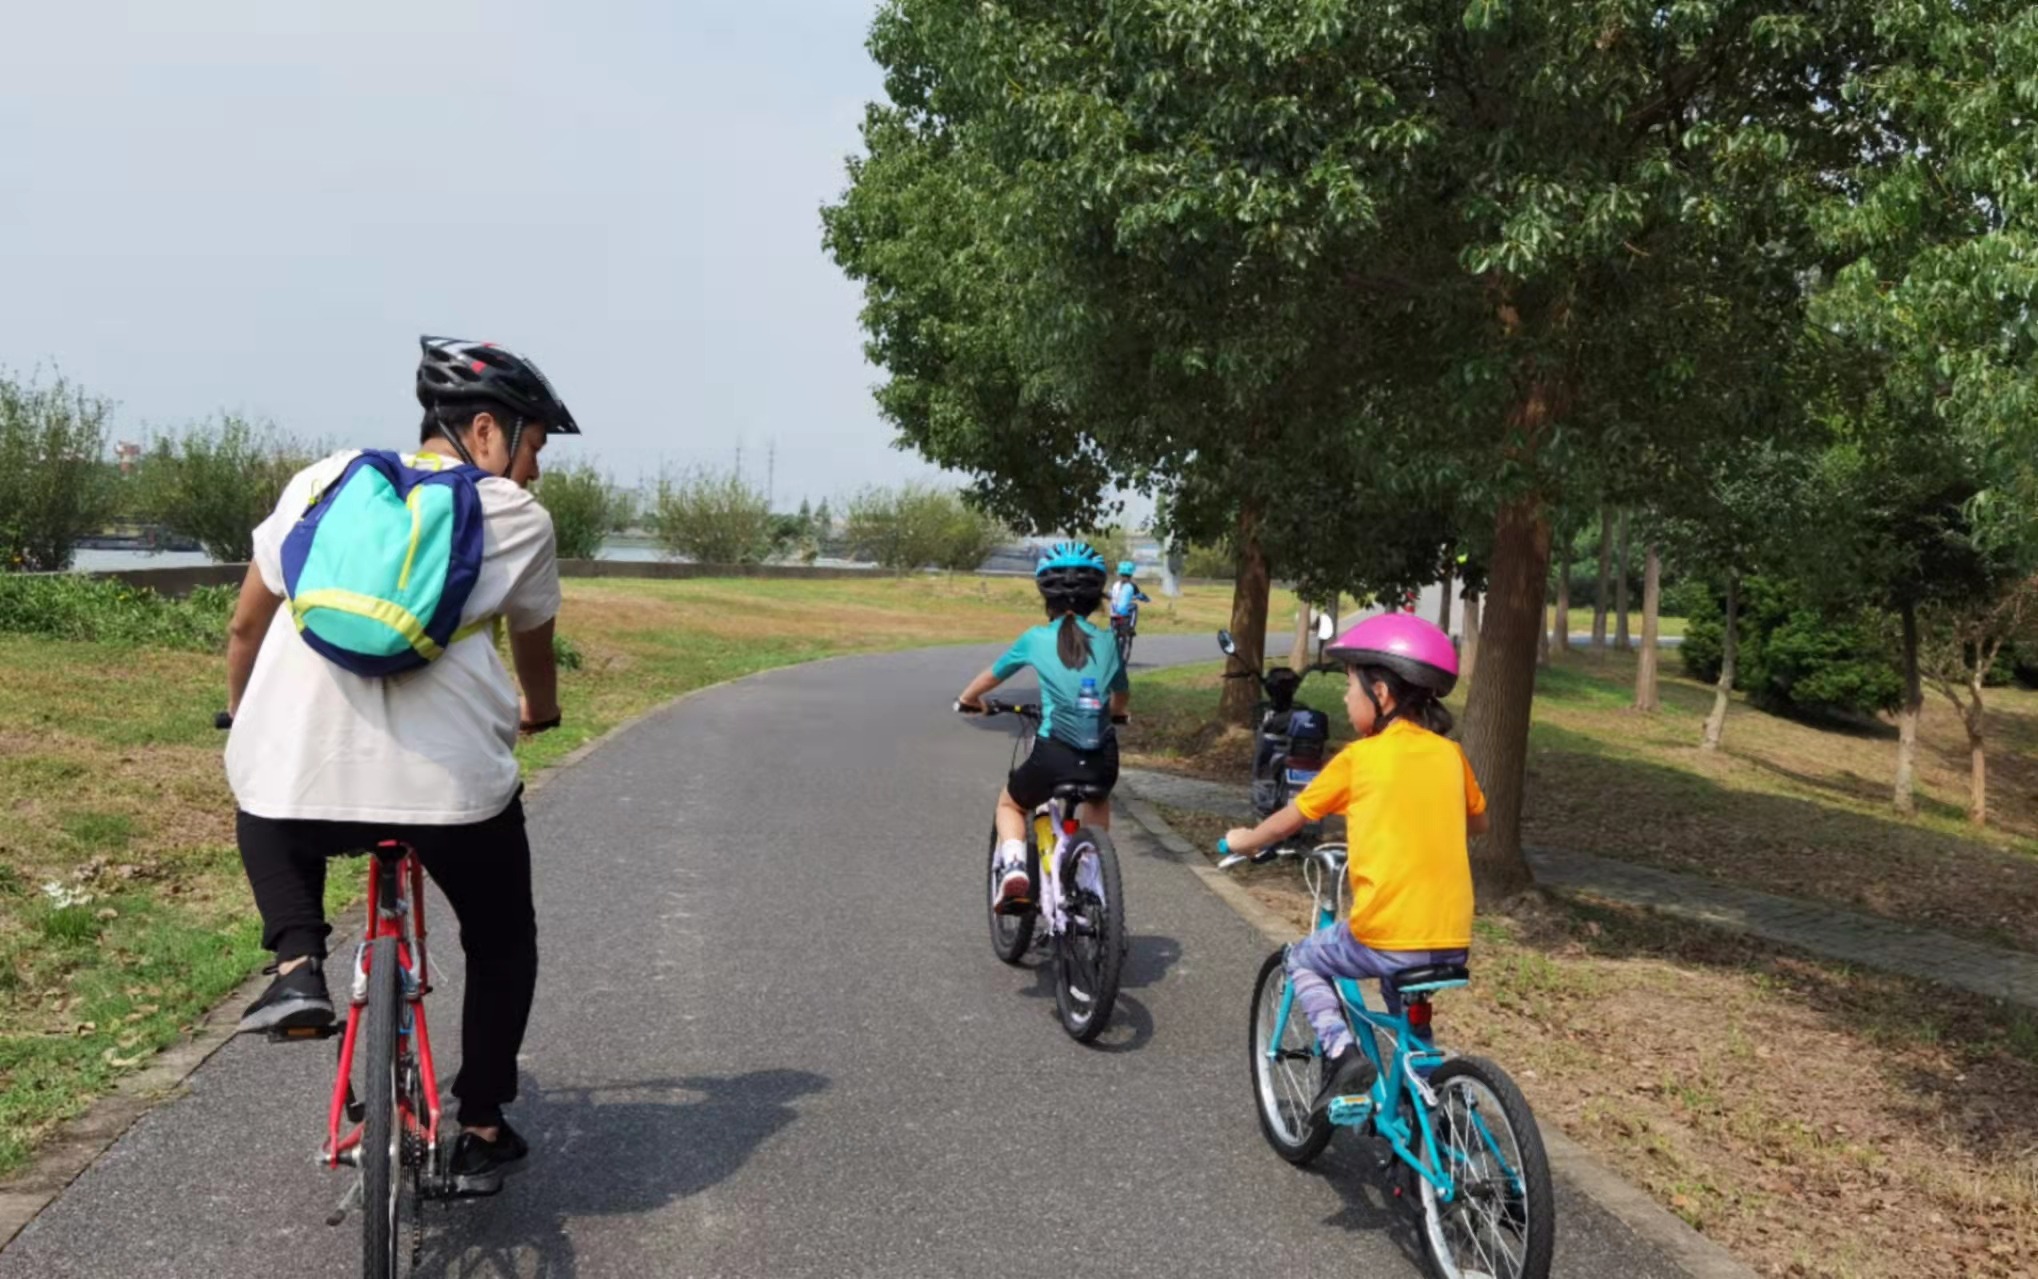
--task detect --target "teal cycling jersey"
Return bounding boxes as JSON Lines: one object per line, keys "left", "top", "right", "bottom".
{"left": 992, "top": 619, "right": 1131, "bottom": 750}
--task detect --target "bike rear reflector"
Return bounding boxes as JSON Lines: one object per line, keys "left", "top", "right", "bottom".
{"left": 1405, "top": 1000, "right": 1433, "bottom": 1030}
{"left": 1062, "top": 819, "right": 1080, "bottom": 835}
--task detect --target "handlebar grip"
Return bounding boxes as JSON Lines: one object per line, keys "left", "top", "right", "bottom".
{"left": 213, "top": 711, "right": 234, "bottom": 731}
{"left": 954, "top": 700, "right": 982, "bottom": 716}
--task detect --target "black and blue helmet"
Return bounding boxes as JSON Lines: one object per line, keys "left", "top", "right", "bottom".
{"left": 1035, "top": 540, "right": 1108, "bottom": 611}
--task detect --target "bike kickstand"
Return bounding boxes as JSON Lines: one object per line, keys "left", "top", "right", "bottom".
{"left": 325, "top": 1174, "right": 363, "bottom": 1228}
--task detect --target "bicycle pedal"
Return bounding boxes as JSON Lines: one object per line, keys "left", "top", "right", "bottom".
{"left": 262, "top": 1022, "right": 341, "bottom": 1043}
{"left": 1328, "top": 1096, "right": 1375, "bottom": 1127}
{"left": 993, "top": 897, "right": 1033, "bottom": 917}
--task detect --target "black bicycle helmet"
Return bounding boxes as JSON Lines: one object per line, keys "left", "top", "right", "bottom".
{"left": 416, "top": 336, "right": 581, "bottom": 435}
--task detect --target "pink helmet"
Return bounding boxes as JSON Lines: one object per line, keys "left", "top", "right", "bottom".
{"left": 1326, "top": 613, "right": 1459, "bottom": 696}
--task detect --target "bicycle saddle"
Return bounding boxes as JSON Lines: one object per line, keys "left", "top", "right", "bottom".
{"left": 1051, "top": 781, "right": 1112, "bottom": 803}
{"left": 1389, "top": 963, "right": 1471, "bottom": 992}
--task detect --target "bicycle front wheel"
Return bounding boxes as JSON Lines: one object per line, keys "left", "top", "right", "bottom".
{"left": 1053, "top": 830, "right": 1124, "bottom": 1043}
{"left": 361, "top": 937, "right": 404, "bottom": 1278}
{"left": 1248, "top": 948, "right": 1332, "bottom": 1164}
{"left": 1418, "top": 1056, "right": 1555, "bottom": 1279}
{"left": 985, "top": 825, "right": 1035, "bottom": 964}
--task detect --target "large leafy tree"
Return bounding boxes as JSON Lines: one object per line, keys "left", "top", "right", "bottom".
{"left": 825, "top": 0, "right": 1978, "bottom": 898}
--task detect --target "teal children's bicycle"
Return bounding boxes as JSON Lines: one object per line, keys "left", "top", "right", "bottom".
{"left": 1219, "top": 840, "right": 1555, "bottom": 1279}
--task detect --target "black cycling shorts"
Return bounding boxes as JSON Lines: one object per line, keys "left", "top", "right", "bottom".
{"left": 1008, "top": 734, "right": 1120, "bottom": 811}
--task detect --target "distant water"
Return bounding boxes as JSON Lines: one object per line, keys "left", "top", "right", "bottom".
{"left": 67, "top": 544, "right": 877, "bottom": 571}
{"left": 70, "top": 548, "right": 217, "bottom": 572}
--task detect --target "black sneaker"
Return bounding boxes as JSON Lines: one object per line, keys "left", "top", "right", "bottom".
{"left": 238, "top": 963, "right": 334, "bottom": 1033}
{"left": 1311, "top": 1046, "right": 1378, "bottom": 1118}
{"left": 449, "top": 1122, "right": 529, "bottom": 1197}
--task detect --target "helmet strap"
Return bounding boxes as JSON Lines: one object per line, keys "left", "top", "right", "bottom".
{"left": 434, "top": 402, "right": 483, "bottom": 471}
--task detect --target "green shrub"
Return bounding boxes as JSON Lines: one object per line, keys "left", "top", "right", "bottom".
{"left": 1677, "top": 575, "right": 1899, "bottom": 718}
{"left": 0, "top": 375, "right": 117, "bottom": 572}
{"left": 133, "top": 416, "right": 317, "bottom": 563}
{"left": 552, "top": 632, "right": 584, "bottom": 671}
{"left": 1180, "top": 541, "right": 1236, "bottom": 579}
{"left": 651, "top": 468, "right": 772, "bottom": 564}
{"left": 0, "top": 576, "right": 234, "bottom": 651}
{"left": 535, "top": 461, "right": 626, "bottom": 560}
{"left": 843, "top": 484, "right": 1004, "bottom": 572}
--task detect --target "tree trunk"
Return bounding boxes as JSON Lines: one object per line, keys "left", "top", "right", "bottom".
{"left": 1633, "top": 544, "right": 1661, "bottom": 711}
{"left": 1460, "top": 496, "right": 1551, "bottom": 903}
{"left": 1591, "top": 507, "right": 1612, "bottom": 651}
{"left": 1965, "top": 665, "right": 1988, "bottom": 827}
{"left": 1461, "top": 592, "right": 1483, "bottom": 691}
{"left": 1289, "top": 598, "right": 1311, "bottom": 671}
{"left": 1701, "top": 572, "right": 1738, "bottom": 752}
{"left": 1221, "top": 509, "right": 1272, "bottom": 726}
{"left": 1615, "top": 509, "right": 1632, "bottom": 651}
{"left": 1893, "top": 601, "right": 1921, "bottom": 816}
{"left": 1437, "top": 567, "right": 1453, "bottom": 633}
{"left": 1553, "top": 540, "right": 1572, "bottom": 652}
{"left": 1537, "top": 600, "right": 1551, "bottom": 666}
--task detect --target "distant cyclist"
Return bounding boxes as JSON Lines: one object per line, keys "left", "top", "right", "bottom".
{"left": 957, "top": 542, "right": 1130, "bottom": 910}
{"left": 221, "top": 335, "right": 577, "bottom": 1194}
{"left": 1107, "top": 560, "right": 1149, "bottom": 664}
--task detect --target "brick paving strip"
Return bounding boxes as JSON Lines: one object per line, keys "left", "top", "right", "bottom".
{"left": 1119, "top": 766, "right": 2038, "bottom": 1013}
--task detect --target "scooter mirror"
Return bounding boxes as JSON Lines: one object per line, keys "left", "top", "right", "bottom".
{"left": 1216, "top": 629, "right": 1237, "bottom": 656}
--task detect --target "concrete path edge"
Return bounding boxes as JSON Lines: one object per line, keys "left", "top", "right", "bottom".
{"left": 1116, "top": 793, "right": 1760, "bottom": 1279}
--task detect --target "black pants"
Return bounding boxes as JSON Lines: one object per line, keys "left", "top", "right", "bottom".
{"left": 1008, "top": 735, "right": 1120, "bottom": 810}
{"left": 237, "top": 794, "right": 537, "bottom": 1127}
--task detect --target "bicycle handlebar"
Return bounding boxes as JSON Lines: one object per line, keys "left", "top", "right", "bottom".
{"left": 955, "top": 698, "right": 1040, "bottom": 720}
{"left": 1215, "top": 838, "right": 1280, "bottom": 871}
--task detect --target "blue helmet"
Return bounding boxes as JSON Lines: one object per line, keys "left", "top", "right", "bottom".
{"left": 1035, "top": 540, "right": 1108, "bottom": 576}
{"left": 1117, "top": 561, "right": 1137, "bottom": 577}
{"left": 1035, "top": 540, "right": 1107, "bottom": 610}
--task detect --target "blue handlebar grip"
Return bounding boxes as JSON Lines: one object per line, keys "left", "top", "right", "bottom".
{"left": 1216, "top": 838, "right": 1230, "bottom": 856}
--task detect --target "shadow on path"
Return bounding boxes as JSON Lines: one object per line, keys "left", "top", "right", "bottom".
{"left": 416, "top": 1069, "right": 829, "bottom": 1278}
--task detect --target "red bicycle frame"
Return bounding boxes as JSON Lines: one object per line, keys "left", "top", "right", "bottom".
{"left": 320, "top": 842, "right": 444, "bottom": 1169}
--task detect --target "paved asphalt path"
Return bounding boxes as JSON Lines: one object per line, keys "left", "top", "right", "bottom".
{"left": 1, "top": 635, "right": 1684, "bottom": 1278}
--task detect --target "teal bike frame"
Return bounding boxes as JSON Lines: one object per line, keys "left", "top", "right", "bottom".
{"left": 1234, "top": 841, "right": 1520, "bottom": 1206}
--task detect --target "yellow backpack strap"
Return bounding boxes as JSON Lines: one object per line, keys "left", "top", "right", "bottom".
{"left": 449, "top": 615, "right": 502, "bottom": 647}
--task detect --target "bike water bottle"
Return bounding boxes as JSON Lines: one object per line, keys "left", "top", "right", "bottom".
{"left": 1078, "top": 677, "right": 1102, "bottom": 713}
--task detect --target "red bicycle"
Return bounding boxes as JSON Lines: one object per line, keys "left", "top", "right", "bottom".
{"left": 220, "top": 717, "right": 453, "bottom": 1276}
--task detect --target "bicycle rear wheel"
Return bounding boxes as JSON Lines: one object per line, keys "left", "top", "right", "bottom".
{"left": 1053, "top": 830, "right": 1124, "bottom": 1042}
{"left": 1418, "top": 1056, "right": 1555, "bottom": 1279}
{"left": 985, "top": 826, "right": 1036, "bottom": 964}
{"left": 1248, "top": 948, "right": 1333, "bottom": 1164}
{"left": 361, "top": 936, "right": 403, "bottom": 1278}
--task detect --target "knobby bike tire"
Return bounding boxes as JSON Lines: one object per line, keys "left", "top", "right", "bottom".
{"left": 986, "top": 825, "right": 1036, "bottom": 964}
{"left": 1054, "top": 829, "right": 1124, "bottom": 1043}
{"left": 1247, "top": 948, "right": 1333, "bottom": 1165}
{"left": 1418, "top": 1056, "right": 1556, "bottom": 1279}
{"left": 361, "top": 936, "right": 404, "bottom": 1279}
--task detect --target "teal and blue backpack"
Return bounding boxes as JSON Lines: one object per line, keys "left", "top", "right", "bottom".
{"left": 280, "top": 450, "right": 494, "bottom": 677}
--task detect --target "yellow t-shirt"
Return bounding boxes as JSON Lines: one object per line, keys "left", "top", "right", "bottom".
{"left": 1294, "top": 720, "right": 1487, "bottom": 951}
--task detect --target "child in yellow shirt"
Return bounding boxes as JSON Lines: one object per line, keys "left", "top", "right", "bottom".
{"left": 1224, "top": 613, "right": 1486, "bottom": 1114}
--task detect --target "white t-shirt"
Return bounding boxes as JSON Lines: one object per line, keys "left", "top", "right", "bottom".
{"left": 225, "top": 451, "right": 561, "bottom": 826}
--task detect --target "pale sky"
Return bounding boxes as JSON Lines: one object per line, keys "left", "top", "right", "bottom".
{"left": 0, "top": 0, "right": 953, "bottom": 508}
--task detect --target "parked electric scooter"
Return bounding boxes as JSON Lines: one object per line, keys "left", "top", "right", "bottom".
{"left": 1218, "top": 621, "right": 1338, "bottom": 836}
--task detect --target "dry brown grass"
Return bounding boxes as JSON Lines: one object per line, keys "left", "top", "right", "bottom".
{"left": 1159, "top": 803, "right": 2038, "bottom": 1279}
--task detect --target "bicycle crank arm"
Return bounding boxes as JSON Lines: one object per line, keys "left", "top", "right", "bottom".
{"left": 324, "top": 1174, "right": 363, "bottom": 1227}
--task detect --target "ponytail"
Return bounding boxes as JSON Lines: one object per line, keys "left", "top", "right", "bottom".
{"left": 1056, "top": 613, "right": 1089, "bottom": 670}
{"left": 1359, "top": 665, "right": 1455, "bottom": 737}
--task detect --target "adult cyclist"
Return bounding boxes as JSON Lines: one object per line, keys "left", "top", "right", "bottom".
{"left": 221, "top": 336, "right": 577, "bottom": 1195}
{"left": 1107, "top": 560, "right": 1149, "bottom": 665}
{"left": 958, "top": 542, "right": 1130, "bottom": 910}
